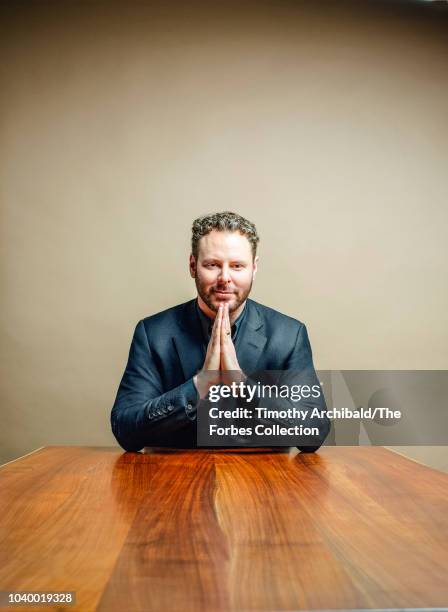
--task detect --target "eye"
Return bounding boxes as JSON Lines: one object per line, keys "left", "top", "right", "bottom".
{"left": 205, "top": 263, "right": 217, "bottom": 268}
{"left": 232, "top": 264, "right": 244, "bottom": 269}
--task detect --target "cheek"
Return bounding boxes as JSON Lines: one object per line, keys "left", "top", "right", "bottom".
{"left": 199, "top": 270, "right": 216, "bottom": 285}
{"left": 235, "top": 272, "right": 252, "bottom": 288}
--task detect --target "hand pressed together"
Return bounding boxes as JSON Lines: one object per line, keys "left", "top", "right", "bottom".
{"left": 194, "top": 303, "right": 244, "bottom": 398}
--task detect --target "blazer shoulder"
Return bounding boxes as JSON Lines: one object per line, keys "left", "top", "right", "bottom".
{"left": 248, "top": 299, "right": 305, "bottom": 331}
{"left": 139, "top": 299, "right": 195, "bottom": 332}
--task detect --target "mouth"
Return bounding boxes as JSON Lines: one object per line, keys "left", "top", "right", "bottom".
{"left": 214, "top": 290, "right": 234, "bottom": 296}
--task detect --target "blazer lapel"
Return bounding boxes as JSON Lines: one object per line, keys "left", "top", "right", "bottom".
{"left": 237, "top": 300, "right": 267, "bottom": 374}
{"left": 173, "top": 300, "right": 206, "bottom": 380}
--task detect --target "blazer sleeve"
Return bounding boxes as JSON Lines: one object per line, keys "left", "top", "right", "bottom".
{"left": 286, "top": 323, "right": 331, "bottom": 452}
{"left": 111, "top": 320, "right": 199, "bottom": 452}
{"left": 247, "top": 323, "right": 331, "bottom": 453}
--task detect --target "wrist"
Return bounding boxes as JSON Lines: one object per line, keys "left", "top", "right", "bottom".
{"left": 193, "top": 372, "right": 215, "bottom": 399}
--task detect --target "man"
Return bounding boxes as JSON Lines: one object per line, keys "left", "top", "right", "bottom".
{"left": 111, "top": 211, "right": 330, "bottom": 452}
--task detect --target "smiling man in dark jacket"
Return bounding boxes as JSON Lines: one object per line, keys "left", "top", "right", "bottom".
{"left": 111, "top": 211, "right": 329, "bottom": 452}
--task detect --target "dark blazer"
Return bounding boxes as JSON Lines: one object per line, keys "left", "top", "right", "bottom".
{"left": 111, "top": 298, "right": 330, "bottom": 452}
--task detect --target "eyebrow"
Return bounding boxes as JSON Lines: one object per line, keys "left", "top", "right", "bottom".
{"left": 202, "top": 259, "right": 247, "bottom": 264}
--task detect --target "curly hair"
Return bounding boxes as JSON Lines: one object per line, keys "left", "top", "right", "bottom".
{"left": 191, "top": 211, "right": 259, "bottom": 260}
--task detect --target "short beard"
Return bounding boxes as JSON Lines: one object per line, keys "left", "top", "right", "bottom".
{"left": 195, "top": 274, "right": 253, "bottom": 314}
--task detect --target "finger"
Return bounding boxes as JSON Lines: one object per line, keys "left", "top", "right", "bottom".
{"left": 221, "top": 304, "right": 231, "bottom": 343}
{"left": 206, "top": 308, "right": 219, "bottom": 355}
{"left": 224, "top": 303, "right": 231, "bottom": 335}
{"left": 211, "top": 304, "right": 223, "bottom": 345}
{"left": 206, "top": 306, "right": 222, "bottom": 370}
{"left": 220, "top": 304, "right": 227, "bottom": 349}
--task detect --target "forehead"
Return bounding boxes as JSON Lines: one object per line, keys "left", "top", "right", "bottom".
{"left": 197, "top": 230, "right": 252, "bottom": 260}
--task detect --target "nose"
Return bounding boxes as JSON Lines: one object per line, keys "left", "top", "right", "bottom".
{"left": 218, "top": 264, "right": 231, "bottom": 284}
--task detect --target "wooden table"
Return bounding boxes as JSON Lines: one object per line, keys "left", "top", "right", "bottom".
{"left": 1, "top": 446, "right": 448, "bottom": 611}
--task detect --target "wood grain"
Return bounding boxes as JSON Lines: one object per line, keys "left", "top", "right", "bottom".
{"left": 1, "top": 446, "right": 448, "bottom": 611}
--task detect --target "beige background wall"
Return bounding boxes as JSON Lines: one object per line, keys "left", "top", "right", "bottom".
{"left": 1, "top": 1, "right": 447, "bottom": 467}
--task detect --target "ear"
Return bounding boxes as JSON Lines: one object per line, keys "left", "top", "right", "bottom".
{"left": 189, "top": 254, "right": 197, "bottom": 278}
{"left": 252, "top": 255, "right": 259, "bottom": 280}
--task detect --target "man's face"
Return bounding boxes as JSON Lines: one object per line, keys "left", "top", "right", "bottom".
{"left": 190, "top": 230, "right": 258, "bottom": 315}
